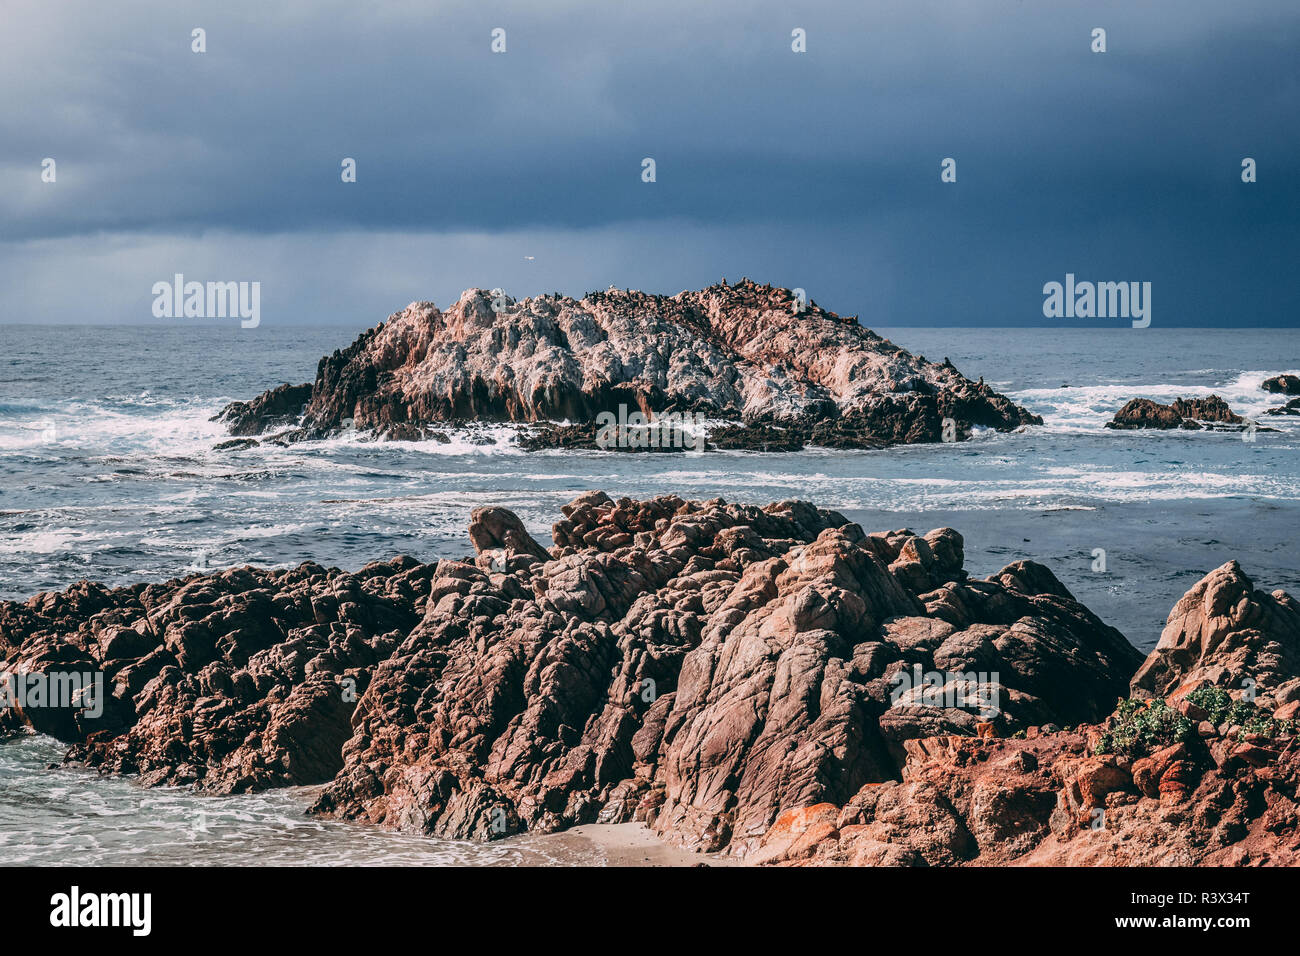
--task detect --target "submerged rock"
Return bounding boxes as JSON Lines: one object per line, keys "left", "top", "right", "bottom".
{"left": 213, "top": 438, "right": 259, "bottom": 451}
{"left": 217, "top": 281, "right": 1039, "bottom": 450}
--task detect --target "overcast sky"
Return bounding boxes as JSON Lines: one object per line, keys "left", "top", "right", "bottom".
{"left": 2, "top": 0, "right": 1296, "bottom": 328}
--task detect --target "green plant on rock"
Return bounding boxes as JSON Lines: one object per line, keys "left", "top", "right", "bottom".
{"left": 1183, "top": 686, "right": 1233, "bottom": 725}
{"left": 1093, "top": 698, "right": 1194, "bottom": 758}
{"left": 1184, "top": 685, "right": 1298, "bottom": 741}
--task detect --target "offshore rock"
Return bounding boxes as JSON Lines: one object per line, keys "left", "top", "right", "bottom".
{"left": 1106, "top": 395, "right": 1244, "bottom": 431}
{"left": 1262, "top": 374, "right": 1300, "bottom": 395}
{"left": 218, "top": 281, "right": 1039, "bottom": 449}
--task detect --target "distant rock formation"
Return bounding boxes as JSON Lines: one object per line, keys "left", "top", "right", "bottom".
{"left": 1262, "top": 374, "right": 1300, "bottom": 395}
{"left": 216, "top": 280, "right": 1040, "bottom": 450}
{"left": 1106, "top": 395, "right": 1244, "bottom": 431}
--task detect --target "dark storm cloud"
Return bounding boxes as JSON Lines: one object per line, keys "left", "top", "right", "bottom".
{"left": 1, "top": 0, "right": 1297, "bottom": 325}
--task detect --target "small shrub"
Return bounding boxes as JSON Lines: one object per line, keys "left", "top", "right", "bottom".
{"left": 1094, "top": 698, "right": 1194, "bottom": 758}
{"left": 1184, "top": 685, "right": 1298, "bottom": 741}
{"left": 1184, "top": 686, "right": 1233, "bottom": 725}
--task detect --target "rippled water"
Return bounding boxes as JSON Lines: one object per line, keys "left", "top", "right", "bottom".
{"left": 1, "top": 322, "right": 1297, "bottom": 863}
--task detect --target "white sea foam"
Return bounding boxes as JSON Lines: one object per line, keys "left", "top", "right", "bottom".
{"left": 0, "top": 735, "right": 601, "bottom": 866}
{"left": 0, "top": 399, "right": 227, "bottom": 455}
{"left": 1010, "top": 368, "right": 1300, "bottom": 433}
{"left": 5, "top": 363, "right": 1295, "bottom": 465}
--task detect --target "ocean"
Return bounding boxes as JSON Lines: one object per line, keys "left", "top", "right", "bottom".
{"left": 1, "top": 323, "right": 1297, "bottom": 864}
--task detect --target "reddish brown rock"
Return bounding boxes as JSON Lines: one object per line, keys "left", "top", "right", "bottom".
{"left": 1069, "top": 755, "right": 1133, "bottom": 807}
{"left": 1275, "top": 700, "right": 1300, "bottom": 721}
{"left": 6, "top": 495, "right": 1299, "bottom": 867}
{"left": 748, "top": 804, "right": 841, "bottom": 864}
{"left": 1, "top": 494, "right": 1140, "bottom": 851}
{"left": 1131, "top": 743, "right": 1189, "bottom": 798}
{"left": 467, "top": 506, "right": 551, "bottom": 570}
{"left": 1, "top": 558, "right": 433, "bottom": 792}
{"left": 1131, "top": 560, "right": 1300, "bottom": 698}
{"left": 761, "top": 726, "right": 1300, "bottom": 866}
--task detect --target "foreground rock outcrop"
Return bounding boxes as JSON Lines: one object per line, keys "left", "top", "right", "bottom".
{"left": 311, "top": 496, "right": 1138, "bottom": 851}
{"left": 1131, "top": 559, "right": 1300, "bottom": 701}
{"left": 216, "top": 280, "right": 1040, "bottom": 449}
{"left": 754, "top": 717, "right": 1300, "bottom": 866}
{"left": 755, "top": 559, "right": 1300, "bottom": 866}
{"left": 2, "top": 496, "right": 1297, "bottom": 865}
{"left": 0, "top": 560, "right": 434, "bottom": 790}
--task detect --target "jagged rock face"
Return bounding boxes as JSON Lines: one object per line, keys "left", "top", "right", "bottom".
{"left": 753, "top": 560, "right": 1300, "bottom": 867}
{"left": 1106, "top": 395, "right": 1243, "bottom": 430}
{"left": 0, "top": 559, "right": 434, "bottom": 791}
{"left": 754, "top": 729, "right": 1300, "bottom": 866}
{"left": 213, "top": 382, "right": 311, "bottom": 437}
{"left": 4, "top": 505, "right": 1299, "bottom": 864}
{"left": 1131, "top": 560, "right": 1300, "bottom": 701}
{"left": 306, "top": 494, "right": 1137, "bottom": 852}
{"left": 647, "top": 541, "right": 1141, "bottom": 853}
{"left": 6, "top": 496, "right": 1300, "bottom": 865}
{"left": 1, "top": 494, "right": 1137, "bottom": 856}
{"left": 218, "top": 280, "right": 1040, "bottom": 447}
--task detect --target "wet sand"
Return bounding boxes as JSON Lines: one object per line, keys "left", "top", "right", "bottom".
{"left": 550, "top": 822, "right": 744, "bottom": 867}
